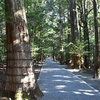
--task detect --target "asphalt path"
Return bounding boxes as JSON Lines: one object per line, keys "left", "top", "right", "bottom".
{"left": 38, "top": 58, "right": 100, "bottom": 100}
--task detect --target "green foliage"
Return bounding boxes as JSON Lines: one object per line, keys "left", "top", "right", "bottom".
{"left": 0, "top": 34, "right": 6, "bottom": 63}
{"left": 69, "top": 40, "right": 89, "bottom": 57}
{"left": 15, "top": 92, "right": 31, "bottom": 100}
{"left": 0, "top": 0, "right": 6, "bottom": 63}
{"left": 0, "top": 0, "right": 98, "bottom": 67}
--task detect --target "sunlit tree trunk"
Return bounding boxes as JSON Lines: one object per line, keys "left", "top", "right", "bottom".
{"left": 4, "top": 0, "right": 42, "bottom": 99}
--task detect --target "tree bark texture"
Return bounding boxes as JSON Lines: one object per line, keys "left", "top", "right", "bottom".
{"left": 93, "top": 0, "right": 99, "bottom": 78}
{"left": 69, "top": 0, "right": 78, "bottom": 43}
{"left": 81, "top": 0, "right": 90, "bottom": 68}
{"left": 4, "top": 0, "right": 36, "bottom": 93}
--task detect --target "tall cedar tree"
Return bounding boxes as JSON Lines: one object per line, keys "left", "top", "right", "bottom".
{"left": 4, "top": 0, "right": 42, "bottom": 99}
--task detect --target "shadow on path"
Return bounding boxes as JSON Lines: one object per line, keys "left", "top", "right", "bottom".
{"left": 38, "top": 58, "right": 100, "bottom": 100}
{"left": 68, "top": 69, "right": 100, "bottom": 92}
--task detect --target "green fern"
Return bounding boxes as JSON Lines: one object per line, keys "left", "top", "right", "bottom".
{"left": 69, "top": 40, "right": 89, "bottom": 57}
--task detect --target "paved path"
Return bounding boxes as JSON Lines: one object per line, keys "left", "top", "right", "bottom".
{"left": 38, "top": 58, "right": 100, "bottom": 100}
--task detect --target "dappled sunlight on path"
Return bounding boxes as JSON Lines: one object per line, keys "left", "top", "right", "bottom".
{"left": 38, "top": 58, "right": 100, "bottom": 100}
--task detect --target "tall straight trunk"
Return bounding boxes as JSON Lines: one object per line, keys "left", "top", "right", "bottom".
{"left": 69, "top": 0, "right": 78, "bottom": 43}
{"left": 4, "top": 0, "right": 42, "bottom": 99}
{"left": 51, "top": 13, "right": 55, "bottom": 61}
{"left": 69, "top": 0, "right": 80, "bottom": 68}
{"left": 93, "top": 0, "right": 99, "bottom": 78}
{"left": 59, "top": 5, "right": 63, "bottom": 47}
{"left": 81, "top": 0, "right": 90, "bottom": 68}
{"left": 83, "top": 20, "right": 90, "bottom": 68}
{"left": 65, "top": 10, "right": 71, "bottom": 64}
{"left": 58, "top": 5, "right": 64, "bottom": 64}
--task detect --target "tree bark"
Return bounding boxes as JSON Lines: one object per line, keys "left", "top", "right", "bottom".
{"left": 58, "top": 5, "right": 64, "bottom": 64}
{"left": 81, "top": 0, "right": 90, "bottom": 68}
{"left": 4, "top": 0, "right": 42, "bottom": 99}
{"left": 69, "top": 0, "right": 78, "bottom": 43}
{"left": 93, "top": 0, "right": 99, "bottom": 78}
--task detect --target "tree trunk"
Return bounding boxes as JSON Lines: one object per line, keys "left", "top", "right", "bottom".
{"left": 83, "top": 21, "right": 90, "bottom": 68}
{"left": 69, "top": 0, "right": 78, "bottom": 43}
{"left": 93, "top": 0, "right": 99, "bottom": 78}
{"left": 81, "top": 0, "right": 90, "bottom": 68}
{"left": 69, "top": 0, "right": 79, "bottom": 68}
{"left": 58, "top": 5, "right": 64, "bottom": 64}
{"left": 4, "top": 0, "right": 42, "bottom": 99}
{"left": 59, "top": 5, "right": 63, "bottom": 46}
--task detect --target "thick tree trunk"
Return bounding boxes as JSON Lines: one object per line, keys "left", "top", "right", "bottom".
{"left": 69, "top": 0, "right": 78, "bottom": 44}
{"left": 69, "top": 0, "right": 79, "bottom": 68}
{"left": 4, "top": 0, "right": 42, "bottom": 99}
{"left": 93, "top": 0, "right": 99, "bottom": 78}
